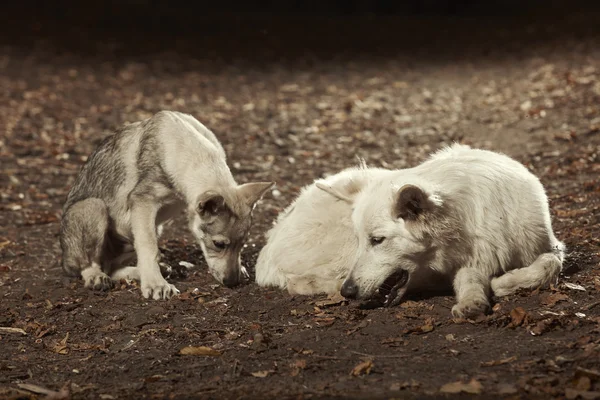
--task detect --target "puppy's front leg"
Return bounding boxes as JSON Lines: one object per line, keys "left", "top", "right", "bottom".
{"left": 130, "top": 201, "right": 179, "bottom": 300}
{"left": 452, "top": 267, "right": 491, "bottom": 319}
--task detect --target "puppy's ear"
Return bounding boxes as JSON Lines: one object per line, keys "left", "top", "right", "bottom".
{"left": 198, "top": 191, "right": 227, "bottom": 218}
{"left": 238, "top": 182, "right": 275, "bottom": 207}
{"left": 394, "top": 184, "right": 441, "bottom": 220}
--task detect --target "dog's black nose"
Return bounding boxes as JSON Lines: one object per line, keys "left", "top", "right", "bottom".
{"left": 340, "top": 279, "right": 359, "bottom": 299}
{"left": 222, "top": 274, "right": 240, "bottom": 288}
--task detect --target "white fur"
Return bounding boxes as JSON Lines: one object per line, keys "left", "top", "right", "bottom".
{"left": 348, "top": 144, "right": 565, "bottom": 317}
{"left": 255, "top": 166, "right": 393, "bottom": 295}
{"left": 257, "top": 144, "right": 565, "bottom": 319}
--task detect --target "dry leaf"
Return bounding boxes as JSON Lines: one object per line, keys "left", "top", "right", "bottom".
{"left": 381, "top": 337, "right": 406, "bottom": 346}
{"left": 404, "top": 318, "right": 435, "bottom": 335}
{"left": 251, "top": 370, "right": 274, "bottom": 378}
{"left": 575, "top": 376, "right": 593, "bottom": 391}
{"left": 440, "top": 379, "right": 483, "bottom": 394}
{"left": 565, "top": 389, "right": 600, "bottom": 400}
{"left": 350, "top": 359, "right": 374, "bottom": 376}
{"left": 51, "top": 333, "right": 70, "bottom": 355}
{"left": 529, "top": 319, "right": 553, "bottom": 336}
{"left": 314, "top": 317, "right": 336, "bottom": 327}
{"left": 541, "top": 292, "right": 569, "bottom": 307}
{"left": 179, "top": 346, "right": 222, "bottom": 356}
{"left": 497, "top": 383, "right": 518, "bottom": 395}
{"left": 509, "top": 307, "right": 527, "bottom": 327}
{"left": 575, "top": 367, "right": 600, "bottom": 381}
{"left": 481, "top": 356, "right": 517, "bottom": 367}
{"left": 290, "top": 359, "right": 307, "bottom": 376}
{"left": 314, "top": 293, "right": 347, "bottom": 307}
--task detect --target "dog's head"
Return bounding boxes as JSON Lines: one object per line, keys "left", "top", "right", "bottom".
{"left": 340, "top": 180, "right": 444, "bottom": 307}
{"left": 189, "top": 181, "right": 274, "bottom": 287}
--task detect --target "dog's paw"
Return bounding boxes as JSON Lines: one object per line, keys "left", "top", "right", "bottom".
{"left": 451, "top": 300, "right": 490, "bottom": 319}
{"left": 83, "top": 271, "right": 114, "bottom": 291}
{"left": 141, "top": 277, "right": 180, "bottom": 300}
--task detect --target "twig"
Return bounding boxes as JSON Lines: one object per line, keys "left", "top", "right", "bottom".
{"left": 17, "top": 383, "right": 55, "bottom": 396}
{"left": 350, "top": 350, "right": 409, "bottom": 359}
{"left": 0, "top": 327, "right": 27, "bottom": 335}
{"left": 584, "top": 301, "right": 600, "bottom": 311}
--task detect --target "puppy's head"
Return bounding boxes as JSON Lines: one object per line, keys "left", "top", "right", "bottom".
{"left": 341, "top": 181, "right": 443, "bottom": 307}
{"left": 189, "top": 181, "right": 274, "bottom": 287}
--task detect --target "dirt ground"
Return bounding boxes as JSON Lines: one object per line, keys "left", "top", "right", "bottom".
{"left": 1, "top": 5, "right": 600, "bottom": 400}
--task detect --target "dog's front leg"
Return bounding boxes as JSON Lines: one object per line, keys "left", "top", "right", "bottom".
{"left": 130, "top": 200, "right": 179, "bottom": 300}
{"left": 451, "top": 267, "right": 491, "bottom": 319}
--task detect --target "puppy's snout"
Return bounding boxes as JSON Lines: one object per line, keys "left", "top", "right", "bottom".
{"left": 222, "top": 272, "right": 240, "bottom": 288}
{"left": 340, "top": 279, "right": 359, "bottom": 299}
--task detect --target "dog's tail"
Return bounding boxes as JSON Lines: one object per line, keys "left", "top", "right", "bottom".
{"left": 491, "top": 244, "right": 565, "bottom": 297}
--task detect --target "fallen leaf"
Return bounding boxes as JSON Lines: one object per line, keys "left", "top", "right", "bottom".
{"left": 346, "top": 319, "right": 369, "bottom": 335}
{"left": 251, "top": 370, "right": 274, "bottom": 378}
{"left": 290, "top": 359, "right": 307, "bottom": 376}
{"left": 381, "top": 337, "right": 406, "bottom": 346}
{"left": 440, "top": 379, "right": 483, "bottom": 394}
{"left": 497, "top": 383, "right": 518, "bottom": 395}
{"left": 314, "top": 293, "right": 347, "bottom": 307}
{"left": 576, "top": 367, "right": 600, "bottom": 381}
{"left": 50, "top": 333, "right": 70, "bottom": 355}
{"left": 179, "top": 346, "right": 222, "bottom": 356}
{"left": 403, "top": 318, "right": 435, "bottom": 335}
{"left": 481, "top": 356, "right": 517, "bottom": 367}
{"left": 314, "top": 317, "right": 336, "bottom": 327}
{"left": 390, "top": 379, "right": 420, "bottom": 391}
{"left": 529, "top": 319, "right": 554, "bottom": 336}
{"left": 541, "top": 292, "right": 569, "bottom": 307}
{"left": 565, "top": 389, "right": 600, "bottom": 400}
{"left": 350, "top": 359, "right": 374, "bottom": 376}
{"left": 509, "top": 307, "right": 528, "bottom": 327}
{"left": 575, "top": 376, "right": 593, "bottom": 391}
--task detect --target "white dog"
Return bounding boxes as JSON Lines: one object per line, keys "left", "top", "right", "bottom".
{"left": 257, "top": 144, "right": 565, "bottom": 318}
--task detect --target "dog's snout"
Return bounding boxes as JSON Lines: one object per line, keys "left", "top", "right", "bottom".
{"left": 340, "top": 279, "right": 359, "bottom": 299}
{"left": 222, "top": 273, "right": 240, "bottom": 288}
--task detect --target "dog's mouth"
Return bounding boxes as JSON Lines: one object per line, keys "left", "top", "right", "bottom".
{"left": 360, "top": 270, "right": 410, "bottom": 309}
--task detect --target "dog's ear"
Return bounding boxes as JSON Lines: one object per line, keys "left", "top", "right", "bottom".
{"left": 198, "top": 191, "right": 227, "bottom": 218}
{"left": 394, "top": 184, "right": 441, "bottom": 220}
{"left": 315, "top": 181, "right": 353, "bottom": 204}
{"left": 238, "top": 182, "right": 275, "bottom": 207}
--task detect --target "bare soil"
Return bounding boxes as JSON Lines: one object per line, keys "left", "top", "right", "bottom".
{"left": 1, "top": 6, "right": 600, "bottom": 400}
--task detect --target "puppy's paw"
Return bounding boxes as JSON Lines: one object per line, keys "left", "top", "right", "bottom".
{"left": 141, "top": 276, "right": 180, "bottom": 300}
{"left": 451, "top": 299, "right": 490, "bottom": 319}
{"left": 83, "top": 270, "right": 114, "bottom": 291}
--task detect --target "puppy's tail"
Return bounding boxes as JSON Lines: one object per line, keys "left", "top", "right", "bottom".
{"left": 491, "top": 248, "right": 564, "bottom": 297}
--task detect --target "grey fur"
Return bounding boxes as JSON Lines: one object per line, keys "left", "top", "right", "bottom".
{"left": 60, "top": 111, "right": 274, "bottom": 299}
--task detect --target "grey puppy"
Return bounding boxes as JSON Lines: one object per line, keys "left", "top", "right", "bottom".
{"left": 60, "top": 111, "right": 274, "bottom": 300}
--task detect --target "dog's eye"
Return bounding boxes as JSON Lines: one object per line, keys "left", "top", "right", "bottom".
{"left": 370, "top": 236, "right": 385, "bottom": 246}
{"left": 213, "top": 240, "right": 228, "bottom": 250}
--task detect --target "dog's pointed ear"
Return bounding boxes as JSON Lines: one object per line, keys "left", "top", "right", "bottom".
{"left": 198, "top": 191, "right": 227, "bottom": 218}
{"left": 315, "top": 181, "right": 353, "bottom": 204}
{"left": 394, "top": 184, "right": 441, "bottom": 220}
{"left": 238, "top": 182, "right": 275, "bottom": 207}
